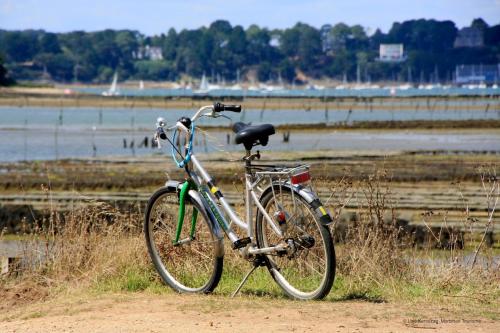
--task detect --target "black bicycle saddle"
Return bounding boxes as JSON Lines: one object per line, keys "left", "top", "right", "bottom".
{"left": 232, "top": 122, "right": 275, "bottom": 151}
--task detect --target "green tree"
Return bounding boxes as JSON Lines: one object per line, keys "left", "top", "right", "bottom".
{"left": 484, "top": 24, "right": 500, "bottom": 46}
{"left": 257, "top": 62, "right": 271, "bottom": 81}
{"left": 279, "top": 58, "right": 295, "bottom": 82}
{"left": 35, "top": 53, "right": 75, "bottom": 81}
{"left": 299, "top": 25, "right": 321, "bottom": 72}
{"left": 328, "top": 23, "right": 351, "bottom": 51}
{"left": 388, "top": 19, "right": 457, "bottom": 52}
{"left": 39, "top": 32, "right": 61, "bottom": 54}
{"left": 280, "top": 25, "right": 301, "bottom": 57}
{"left": 3, "top": 31, "right": 40, "bottom": 62}
{"left": 134, "top": 60, "right": 173, "bottom": 80}
{"left": 162, "top": 28, "right": 178, "bottom": 61}
{"left": 0, "top": 55, "right": 13, "bottom": 85}
{"left": 471, "top": 18, "right": 489, "bottom": 32}
{"left": 246, "top": 25, "right": 274, "bottom": 65}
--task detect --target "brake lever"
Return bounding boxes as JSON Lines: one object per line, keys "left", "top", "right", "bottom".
{"left": 215, "top": 113, "right": 232, "bottom": 121}
{"left": 202, "top": 111, "right": 231, "bottom": 121}
{"left": 154, "top": 131, "right": 162, "bottom": 149}
{"left": 154, "top": 120, "right": 176, "bottom": 150}
{"left": 201, "top": 111, "right": 216, "bottom": 118}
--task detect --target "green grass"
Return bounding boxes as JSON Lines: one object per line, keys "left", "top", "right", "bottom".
{"left": 87, "top": 259, "right": 497, "bottom": 313}
{"left": 0, "top": 234, "right": 31, "bottom": 241}
{"left": 93, "top": 266, "right": 164, "bottom": 293}
{"left": 21, "top": 311, "right": 46, "bottom": 320}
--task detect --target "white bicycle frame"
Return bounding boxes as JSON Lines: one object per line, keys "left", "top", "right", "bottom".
{"left": 159, "top": 105, "right": 320, "bottom": 256}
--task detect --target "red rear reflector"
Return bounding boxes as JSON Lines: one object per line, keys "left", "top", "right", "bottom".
{"left": 291, "top": 171, "right": 311, "bottom": 185}
{"left": 277, "top": 211, "right": 286, "bottom": 222}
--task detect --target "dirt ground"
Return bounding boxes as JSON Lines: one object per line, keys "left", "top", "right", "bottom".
{"left": 0, "top": 292, "right": 497, "bottom": 333}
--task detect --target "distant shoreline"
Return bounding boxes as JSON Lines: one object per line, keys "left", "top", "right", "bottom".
{"left": 1, "top": 87, "right": 500, "bottom": 111}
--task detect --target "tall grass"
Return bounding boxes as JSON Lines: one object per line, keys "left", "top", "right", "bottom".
{"left": 324, "top": 168, "right": 499, "bottom": 309}
{"left": 1, "top": 168, "right": 498, "bottom": 313}
{"left": 0, "top": 202, "right": 155, "bottom": 308}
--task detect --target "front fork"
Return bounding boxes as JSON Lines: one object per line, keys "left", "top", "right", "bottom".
{"left": 173, "top": 181, "right": 198, "bottom": 245}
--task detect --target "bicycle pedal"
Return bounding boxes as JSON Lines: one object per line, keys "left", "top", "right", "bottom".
{"left": 232, "top": 237, "right": 252, "bottom": 249}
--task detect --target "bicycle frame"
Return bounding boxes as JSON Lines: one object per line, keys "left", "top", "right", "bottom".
{"left": 186, "top": 153, "right": 288, "bottom": 256}
{"left": 160, "top": 105, "right": 325, "bottom": 257}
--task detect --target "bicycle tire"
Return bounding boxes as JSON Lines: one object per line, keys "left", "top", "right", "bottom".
{"left": 255, "top": 186, "right": 335, "bottom": 300}
{"left": 144, "top": 186, "right": 223, "bottom": 293}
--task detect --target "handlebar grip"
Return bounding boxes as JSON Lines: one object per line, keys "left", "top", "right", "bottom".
{"left": 157, "top": 127, "right": 167, "bottom": 140}
{"left": 214, "top": 102, "right": 241, "bottom": 113}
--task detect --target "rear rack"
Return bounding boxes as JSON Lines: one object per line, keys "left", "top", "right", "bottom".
{"left": 253, "top": 165, "right": 309, "bottom": 178}
{"left": 249, "top": 164, "right": 311, "bottom": 188}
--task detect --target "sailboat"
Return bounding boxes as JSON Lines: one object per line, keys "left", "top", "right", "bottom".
{"left": 139, "top": 80, "right": 144, "bottom": 90}
{"left": 102, "top": 72, "right": 120, "bottom": 96}
{"left": 195, "top": 74, "right": 209, "bottom": 93}
{"left": 194, "top": 73, "right": 221, "bottom": 93}
{"left": 229, "top": 69, "right": 243, "bottom": 90}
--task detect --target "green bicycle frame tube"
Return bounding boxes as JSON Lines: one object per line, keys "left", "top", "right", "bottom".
{"left": 174, "top": 181, "right": 198, "bottom": 244}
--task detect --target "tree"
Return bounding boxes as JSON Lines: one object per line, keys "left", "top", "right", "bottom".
{"left": 3, "top": 31, "right": 40, "bottom": 62}
{"left": 246, "top": 25, "right": 275, "bottom": 65}
{"left": 471, "top": 18, "right": 489, "bottom": 32}
{"left": 39, "top": 33, "right": 61, "bottom": 54}
{"left": 0, "top": 18, "right": 497, "bottom": 83}
{"left": 35, "top": 53, "right": 75, "bottom": 81}
{"left": 280, "top": 24, "right": 301, "bottom": 57}
{"left": 134, "top": 60, "right": 174, "bottom": 80}
{"left": 0, "top": 55, "right": 13, "bottom": 85}
{"left": 162, "top": 28, "right": 178, "bottom": 61}
{"left": 279, "top": 59, "right": 295, "bottom": 82}
{"left": 296, "top": 23, "right": 321, "bottom": 73}
{"left": 388, "top": 19, "right": 457, "bottom": 52}
{"left": 484, "top": 24, "right": 500, "bottom": 46}
{"left": 229, "top": 26, "right": 247, "bottom": 58}
{"left": 257, "top": 62, "right": 271, "bottom": 82}
{"left": 328, "top": 23, "right": 351, "bottom": 51}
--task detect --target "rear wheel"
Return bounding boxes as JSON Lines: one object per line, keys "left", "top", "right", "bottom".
{"left": 256, "top": 187, "right": 335, "bottom": 300}
{"left": 144, "top": 187, "right": 223, "bottom": 293}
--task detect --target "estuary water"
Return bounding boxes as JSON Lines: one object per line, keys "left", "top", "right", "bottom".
{"left": 74, "top": 86, "right": 500, "bottom": 98}
{"left": 0, "top": 105, "right": 499, "bottom": 162}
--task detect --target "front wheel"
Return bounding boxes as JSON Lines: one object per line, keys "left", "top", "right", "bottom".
{"left": 255, "top": 187, "right": 335, "bottom": 300}
{"left": 144, "top": 186, "right": 224, "bottom": 293}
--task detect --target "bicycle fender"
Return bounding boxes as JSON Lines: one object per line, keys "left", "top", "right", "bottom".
{"left": 188, "top": 190, "right": 225, "bottom": 257}
{"left": 261, "top": 182, "right": 334, "bottom": 226}
{"left": 164, "top": 180, "right": 181, "bottom": 192}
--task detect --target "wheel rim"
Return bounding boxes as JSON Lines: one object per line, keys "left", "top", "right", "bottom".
{"left": 260, "top": 190, "right": 329, "bottom": 297}
{"left": 147, "top": 192, "right": 219, "bottom": 291}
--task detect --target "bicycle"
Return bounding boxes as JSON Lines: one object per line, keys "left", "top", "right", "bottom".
{"left": 144, "top": 102, "right": 335, "bottom": 300}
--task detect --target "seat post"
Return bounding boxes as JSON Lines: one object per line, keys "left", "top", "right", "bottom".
{"left": 244, "top": 149, "right": 254, "bottom": 245}
{"left": 244, "top": 150, "right": 252, "bottom": 174}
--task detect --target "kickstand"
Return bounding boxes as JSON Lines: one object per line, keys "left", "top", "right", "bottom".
{"left": 231, "top": 257, "right": 265, "bottom": 298}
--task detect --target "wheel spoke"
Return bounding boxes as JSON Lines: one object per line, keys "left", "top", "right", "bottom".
{"left": 145, "top": 191, "right": 222, "bottom": 293}
{"left": 257, "top": 187, "right": 334, "bottom": 299}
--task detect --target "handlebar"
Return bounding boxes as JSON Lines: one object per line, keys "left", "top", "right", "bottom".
{"left": 213, "top": 102, "right": 241, "bottom": 113}
{"left": 155, "top": 102, "right": 241, "bottom": 168}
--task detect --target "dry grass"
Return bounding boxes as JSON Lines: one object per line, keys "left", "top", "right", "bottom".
{"left": 0, "top": 202, "right": 151, "bottom": 309}
{"left": 323, "top": 168, "right": 499, "bottom": 311}
{"left": 0, "top": 168, "right": 498, "bottom": 316}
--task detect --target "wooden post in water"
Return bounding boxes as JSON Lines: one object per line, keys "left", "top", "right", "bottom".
{"left": 23, "top": 117, "right": 28, "bottom": 161}
{"left": 54, "top": 123, "right": 59, "bottom": 160}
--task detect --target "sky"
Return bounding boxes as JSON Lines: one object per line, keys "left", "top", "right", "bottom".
{"left": 1, "top": 0, "right": 500, "bottom": 35}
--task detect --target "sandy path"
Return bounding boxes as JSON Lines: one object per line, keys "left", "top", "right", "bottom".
{"left": 0, "top": 293, "right": 497, "bottom": 333}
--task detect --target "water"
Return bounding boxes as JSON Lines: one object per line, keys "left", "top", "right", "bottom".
{"left": 1, "top": 105, "right": 499, "bottom": 162}
{"left": 74, "top": 86, "right": 500, "bottom": 98}
{"left": 2, "top": 103, "right": 499, "bottom": 130}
